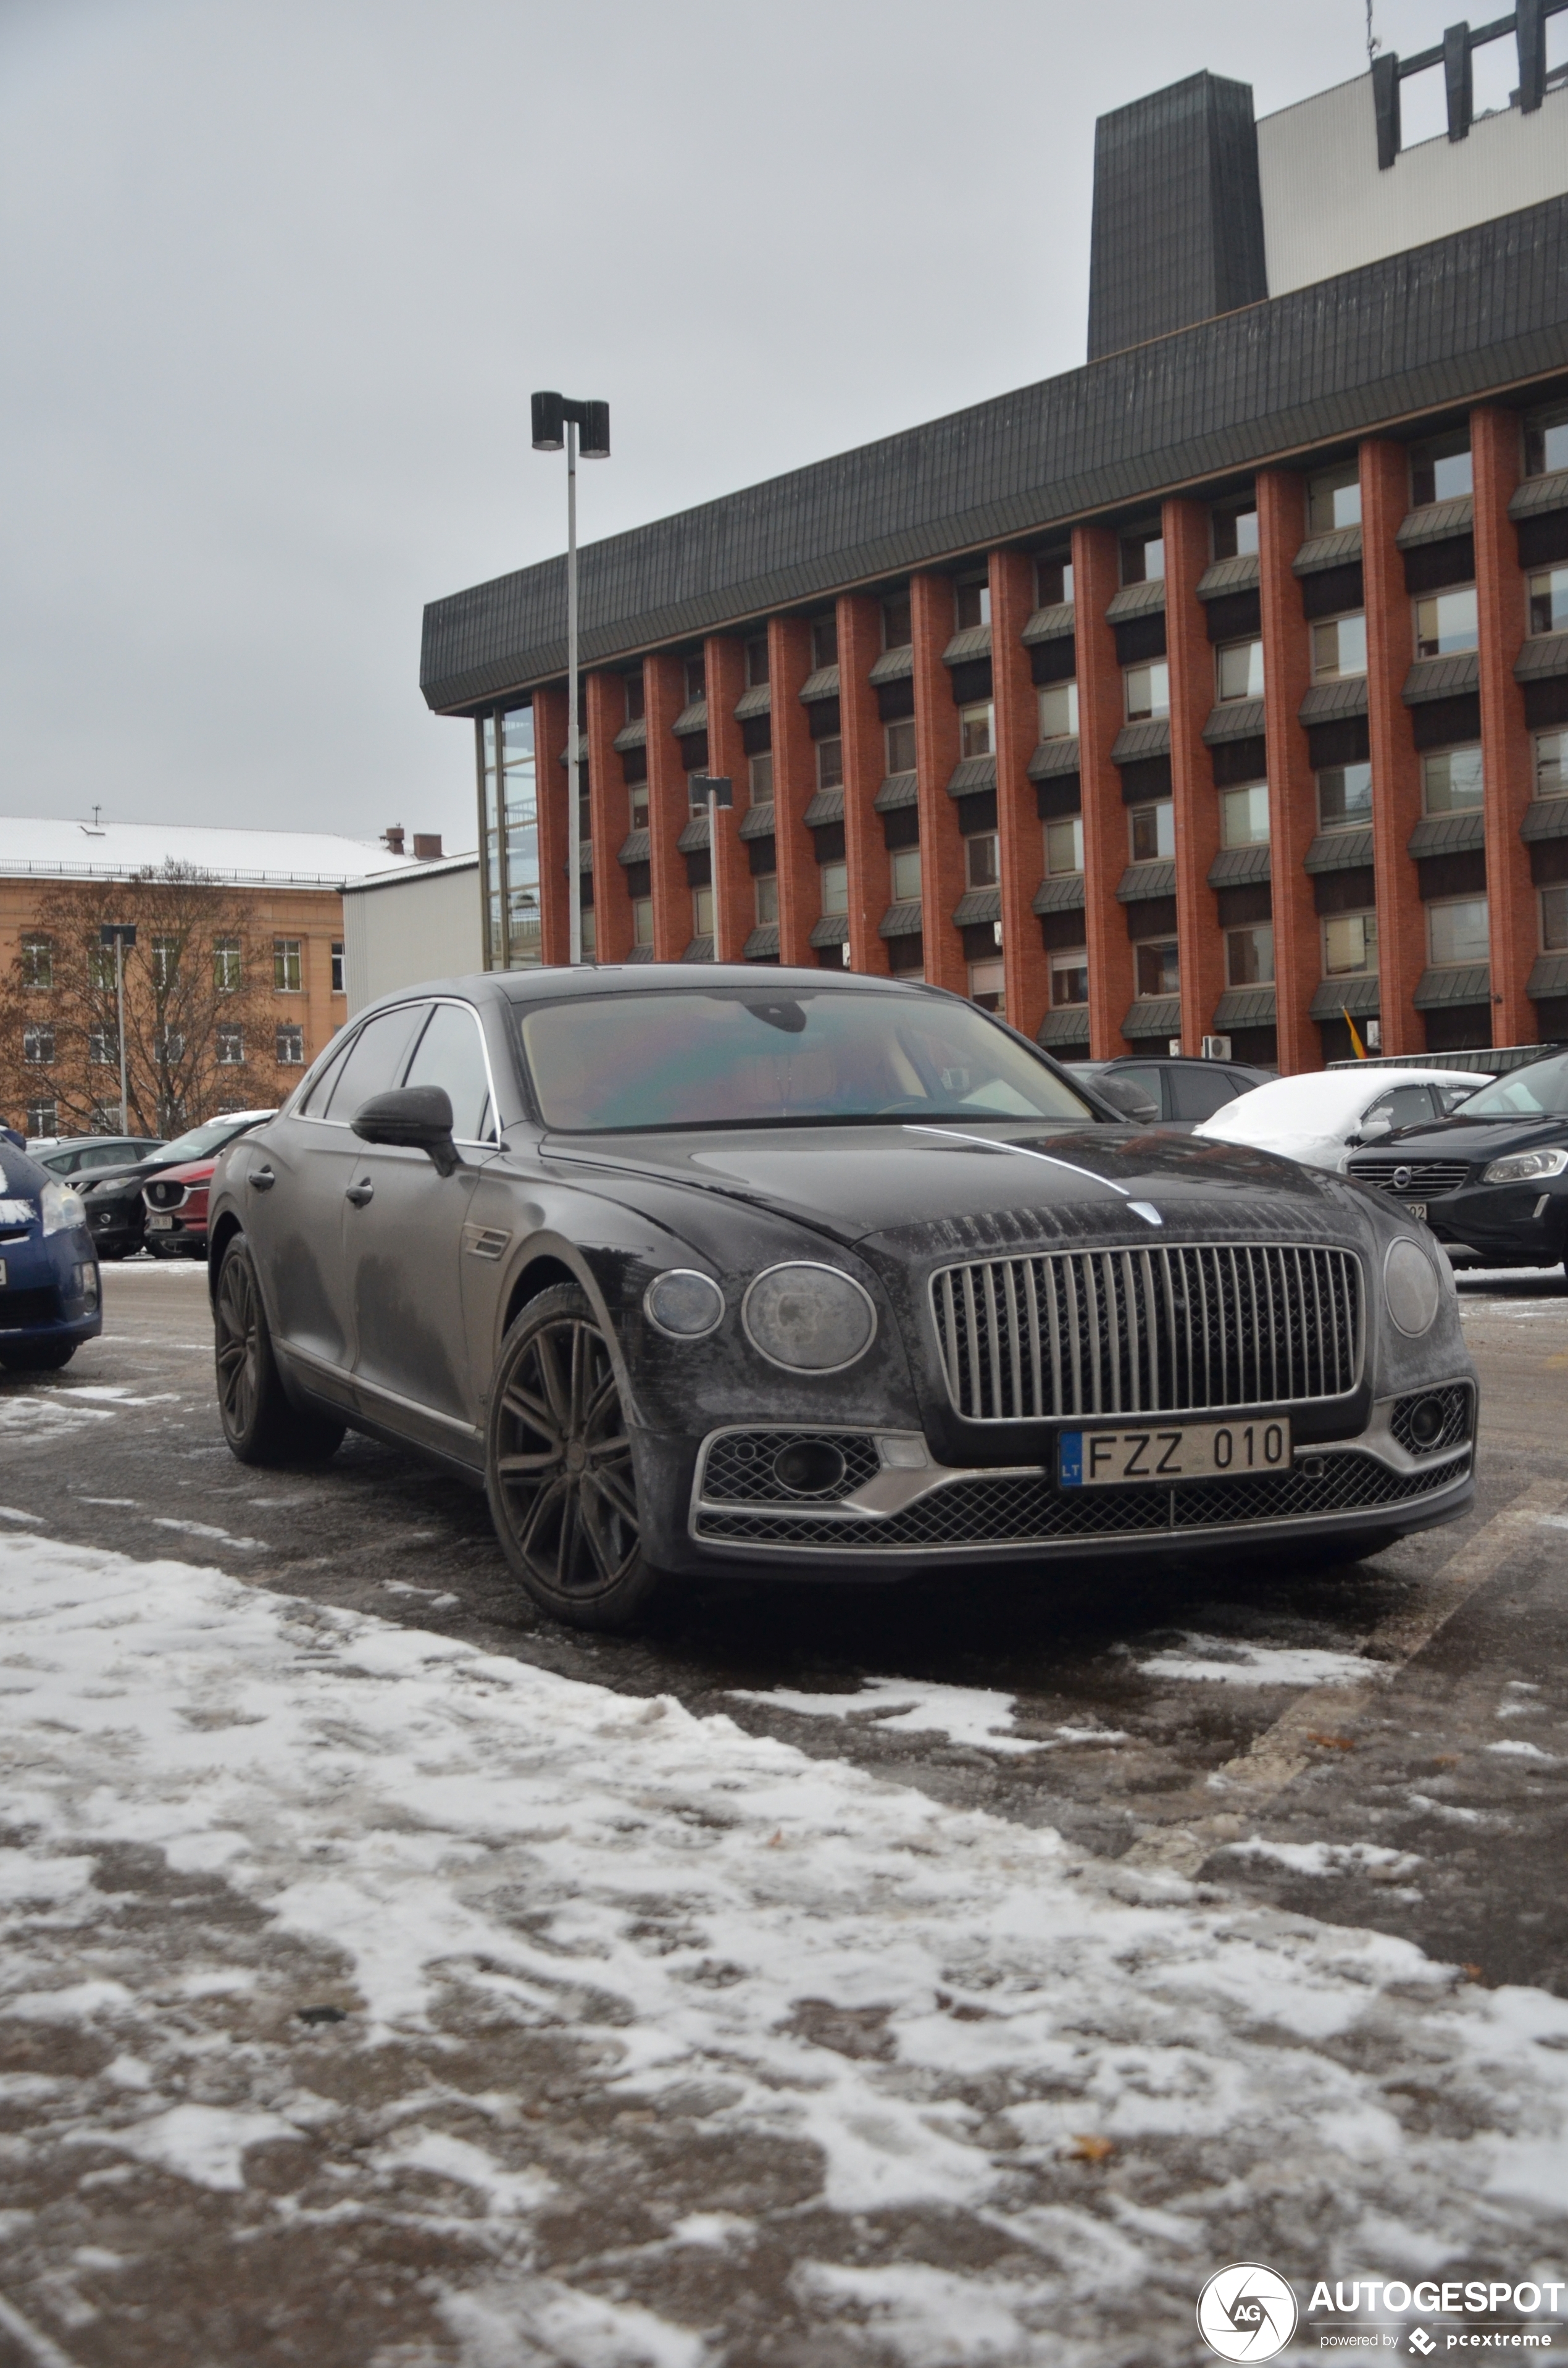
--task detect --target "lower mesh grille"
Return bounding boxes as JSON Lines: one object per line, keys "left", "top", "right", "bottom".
{"left": 692, "top": 1452, "right": 1469, "bottom": 1551}
{"left": 0, "top": 1287, "right": 60, "bottom": 1329}
{"left": 702, "top": 1431, "right": 881, "bottom": 1504}
{"left": 1390, "top": 1383, "right": 1474, "bottom": 1457}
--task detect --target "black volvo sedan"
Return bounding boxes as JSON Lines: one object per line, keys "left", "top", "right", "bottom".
{"left": 1347, "top": 1048, "right": 1568, "bottom": 1269}
{"left": 205, "top": 968, "right": 1477, "bottom": 1629}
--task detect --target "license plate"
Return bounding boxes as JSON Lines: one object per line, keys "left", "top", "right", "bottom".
{"left": 1059, "top": 1418, "right": 1293, "bottom": 1487}
{"left": 146, "top": 1213, "right": 175, "bottom": 1229}
{"left": 1406, "top": 1203, "right": 1427, "bottom": 1223}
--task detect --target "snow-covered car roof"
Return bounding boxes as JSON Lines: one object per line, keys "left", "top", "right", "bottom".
{"left": 1195, "top": 1066, "right": 1493, "bottom": 1143}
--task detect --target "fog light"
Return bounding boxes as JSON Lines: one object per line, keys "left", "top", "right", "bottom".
{"left": 643, "top": 1268, "right": 724, "bottom": 1339}
{"left": 1405, "top": 1395, "right": 1446, "bottom": 1449}
{"left": 74, "top": 1262, "right": 99, "bottom": 1305}
{"left": 772, "top": 1440, "right": 848, "bottom": 1496}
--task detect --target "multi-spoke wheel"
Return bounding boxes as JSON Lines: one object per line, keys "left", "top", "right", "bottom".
{"left": 485, "top": 1282, "right": 661, "bottom": 1629}
{"left": 214, "top": 1233, "right": 344, "bottom": 1467}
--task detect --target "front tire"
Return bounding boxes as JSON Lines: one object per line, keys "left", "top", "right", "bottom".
{"left": 214, "top": 1233, "right": 345, "bottom": 1467}
{"left": 485, "top": 1282, "right": 661, "bottom": 1630}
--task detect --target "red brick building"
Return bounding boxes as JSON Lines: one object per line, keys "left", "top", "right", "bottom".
{"left": 422, "top": 43, "right": 1568, "bottom": 1070}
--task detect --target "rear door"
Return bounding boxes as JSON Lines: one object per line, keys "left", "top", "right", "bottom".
{"left": 1168, "top": 1066, "right": 1239, "bottom": 1126}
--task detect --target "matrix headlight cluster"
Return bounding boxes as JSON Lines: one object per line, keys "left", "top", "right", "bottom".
{"left": 644, "top": 1259, "right": 878, "bottom": 1373}
{"left": 1482, "top": 1146, "right": 1568, "bottom": 1185}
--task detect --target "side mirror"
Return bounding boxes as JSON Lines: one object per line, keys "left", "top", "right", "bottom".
{"left": 1097, "top": 1077, "right": 1160, "bottom": 1122}
{"left": 351, "top": 1086, "right": 459, "bottom": 1177}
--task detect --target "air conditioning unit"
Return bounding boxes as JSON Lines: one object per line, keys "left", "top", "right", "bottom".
{"left": 1201, "top": 1035, "right": 1232, "bottom": 1060}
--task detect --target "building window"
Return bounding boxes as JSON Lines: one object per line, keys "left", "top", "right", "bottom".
{"left": 1045, "top": 814, "right": 1083, "bottom": 875}
{"left": 965, "top": 832, "right": 1000, "bottom": 890}
{"left": 275, "top": 1024, "right": 304, "bottom": 1065}
{"left": 1129, "top": 800, "right": 1175, "bottom": 863}
{"left": 151, "top": 935, "right": 180, "bottom": 989}
{"left": 26, "top": 1100, "right": 57, "bottom": 1139}
{"left": 88, "top": 1027, "right": 114, "bottom": 1066}
{"left": 1212, "top": 498, "right": 1258, "bottom": 559}
{"left": 1423, "top": 746, "right": 1484, "bottom": 814}
{"left": 748, "top": 751, "right": 774, "bottom": 803}
{"left": 1541, "top": 885, "right": 1568, "bottom": 951}
{"left": 954, "top": 579, "right": 990, "bottom": 630}
{"left": 819, "top": 861, "right": 848, "bottom": 917}
{"left": 692, "top": 885, "right": 714, "bottom": 939}
{"left": 810, "top": 615, "right": 838, "bottom": 672}
{"left": 891, "top": 847, "right": 922, "bottom": 903}
{"left": 959, "top": 701, "right": 994, "bottom": 759}
{"left": 1415, "top": 588, "right": 1478, "bottom": 659}
{"left": 23, "top": 1025, "right": 54, "bottom": 1065}
{"left": 1051, "top": 950, "right": 1088, "bottom": 1007}
{"left": 217, "top": 1024, "right": 245, "bottom": 1065}
{"left": 632, "top": 897, "right": 654, "bottom": 947}
{"left": 1311, "top": 613, "right": 1367, "bottom": 679}
{"left": 1410, "top": 432, "right": 1472, "bottom": 508}
{"left": 1428, "top": 896, "right": 1489, "bottom": 968}
{"left": 155, "top": 1028, "right": 185, "bottom": 1064}
{"left": 331, "top": 941, "right": 345, "bottom": 994}
{"left": 1120, "top": 529, "right": 1164, "bottom": 585}
{"left": 623, "top": 672, "right": 644, "bottom": 724}
{"left": 1528, "top": 567, "right": 1568, "bottom": 638}
{"left": 1324, "top": 912, "right": 1377, "bottom": 975}
{"left": 1220, "top": 783, "right": 1270, "bottom": 847}
{"left": 213, "top": 937, "right": 241, "bottom": 992}
{"left": 1318, "top": 762, "right": 1373, "bottom": 831}
{"left": 580, "top": 906, "right": 597, "bottom": 957}
{"left": 1038, "top": 681, "right": 1078, "bottom": 740}
{"left": 1306, "top": 462, "right": 1360, "bottom": 535}
{"left": 744, "top": 634, "right": 769, "bottom": 688}
{"left": 273, "top": 938, "right": 303, "bottom": 993}
{"left": 1124, "top": 661, "right": 1169, "bottom": 721}
{"left": 816, "top": 736, "right": 844, "bottom": 790}
{"left": 885, "top": 718, "right": 916, "bottom": 774}
{"left": 683, "top": 655, "right": 706, "bottom": 706}
{"left": 969, "top": 957, "right": 1005, "bottom": 1015}
{"left": 1035, "top": 553, "right": 1073, "bottom": 608}
{"left": 1537, "top": 730, "right": 1568, "bottom": 797}
{"left": 1524, "top": 404, "right": 1568, "bottom": 480}
{"left": 882, "top": 593, "right": 911, "bottom": 650}
{"left": 1216, "top": 639, "right": 1264, "bottom": 702}
{"left": 754, "top": 874, "right": 780, "bottom": 926}
{"left": 1134, "top": 939, "right": 1179, "bottom": 998}
{"left": 1225, "top": 924, "right": 1274, "bottom": 987}
{"left": 629, "top": 777, "right": 649, "bottom": 831}
{"left": 20, "top": 935, "right": 53, "bottom": 990}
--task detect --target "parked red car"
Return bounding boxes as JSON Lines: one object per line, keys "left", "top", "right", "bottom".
{"left": 141, "top": 1158, "right": 221, "bottom": 1258}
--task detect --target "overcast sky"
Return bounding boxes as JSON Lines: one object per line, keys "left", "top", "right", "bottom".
{"left": 0, "top": 0, "right": 1508, "bottom": 856}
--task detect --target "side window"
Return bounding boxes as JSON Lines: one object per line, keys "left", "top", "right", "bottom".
{"left": 1113, "top": 1065, "right": 1164, "bottom": 1116}
{"left": 402, "top": 1003, "right": 496, "bottom": 1144}
{"left": 1169, "top": 1067, "right": 1236, "bottom": 1121}
{"left": 1380, "top": 1086, "right": 1435, "bottom": 1129}
{"left": 299, "top": 1038, "right": 352, "bottom": 1118}
{"left": 322, "top": 1005, "right": 429, "bottom": 1122}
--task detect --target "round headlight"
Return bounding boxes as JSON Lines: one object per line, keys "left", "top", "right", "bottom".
{"left": 1384, "top": 1236, "right": 1441, "bottom": 1336}
{"left": 644, "top": 1269, "right": 725, "bottom": 1340}
{"left": 742, "top": 1263, "right": 877, "bottom": 1373}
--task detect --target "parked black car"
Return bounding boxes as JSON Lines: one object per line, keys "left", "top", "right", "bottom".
{"left": 77, "top": 1111, "right": 274, "bottom": 1257}
{"left": 1347, "top": 1048, "right": 1568, "bottom": 1268}
{"left": 32, "top": 1134, "right": 165, "bottom": 1179}
{"left": 206, "top": 968, "right": 1476, "bottom": 1631}
{"left": 1075, "top": 1055, "right": 1275, "bottom": 1128}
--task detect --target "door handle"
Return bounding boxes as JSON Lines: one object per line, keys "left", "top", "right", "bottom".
{"left": 345, "top": 1179, "right": 374, "bottom": 1207}
{"left": 249, "top": 1166, "right": 275, "bottom": 1190}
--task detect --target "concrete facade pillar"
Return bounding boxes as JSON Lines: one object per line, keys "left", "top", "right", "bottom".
{"left": 1362, "top": 438, "right": 1425, "bottom": 1055}
{"left": 991, "top": 548, "right": 1049, "bottom": 1037}
{"left": 1257, "top": 467, "right": 1320, "bottom": 1073}
{"left": 1473, "top": 404, "right": 1535, "bottom": 1047}
{"left": 703, "top": 634, "right": 751, "bottom": 964}
{"left": 837, "top": 593, "right": 891, "bottom": 977}
{"left": 768, "top": 616, "right": 817, "bottom": 970}
{"left": 1073, "top": 524, "right": 1137, "bottom": 1056}
{"left": 643, "top": 653, "right": 689, "bottom": 964}
{"left": 910, "top": 572, "right": 966, "bottom": 994}
{"left": 1164, "top": 497, "right": 1223, "bottom": 1053}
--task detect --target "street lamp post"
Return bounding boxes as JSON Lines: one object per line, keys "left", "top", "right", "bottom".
{"left": 691, "top": 776, "right": 732, "bottom": 961}
{"left": 99, "top": 923, "right": 136, "bottom": 1134}
{"left": 530, "top": 393, "right": 611, "bottom": 966}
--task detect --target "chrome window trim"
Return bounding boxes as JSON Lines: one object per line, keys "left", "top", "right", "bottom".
{"left": 290, "top": 997, "right": 503, "bottom": 1148}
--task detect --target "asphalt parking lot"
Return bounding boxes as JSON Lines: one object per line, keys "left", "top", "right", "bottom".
{"left": 5, "top": 1256, "right": 1567, "bottom": 1993}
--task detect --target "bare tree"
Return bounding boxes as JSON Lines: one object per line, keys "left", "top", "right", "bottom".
{"left": 0, "top": 864, "right": 285, "bottom": 1137}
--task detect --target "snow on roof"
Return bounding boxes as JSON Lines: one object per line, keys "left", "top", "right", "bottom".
{"left": 0, "top": 816, "right": 425, "bottom": 889}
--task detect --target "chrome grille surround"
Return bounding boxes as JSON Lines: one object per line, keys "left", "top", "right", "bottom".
{"left": 929, "top": 1242, "right": 1363, "bottom": 1423}
{"left": 1347, "top": 1157, "right": 1471, "bottom": 1197}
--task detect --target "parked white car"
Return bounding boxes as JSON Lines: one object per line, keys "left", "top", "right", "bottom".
{"left": 1193, "top": 1066, "right": 1494, "bottom": 1173}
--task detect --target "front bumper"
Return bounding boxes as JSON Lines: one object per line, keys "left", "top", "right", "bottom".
{"left": 1367, "top": 1179, "right": 1568, "bottom": 1267}
{"left": 676, "top": 1384, "right": 1475, "bottom": 1573}
{"left": 0, "top": 1226, "right": 102, "bottom": 1347}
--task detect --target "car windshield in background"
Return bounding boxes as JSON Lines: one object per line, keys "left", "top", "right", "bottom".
{"left": 519, "top": 989, "right": 1098, "bottom": 1132}
{"left": 1449, "top": 1056, "right": 1568, "bottom": 1121}
{"left": 157, "top": 1116, "right": 264, "bottom": 1165}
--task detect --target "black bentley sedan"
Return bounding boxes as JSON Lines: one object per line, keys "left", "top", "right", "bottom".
{"left": 1347, "top": 1047, "right": 1568, "bottom": 1268}
{"left": 206, "top": 968, "right": 1477, "bottom": 1629}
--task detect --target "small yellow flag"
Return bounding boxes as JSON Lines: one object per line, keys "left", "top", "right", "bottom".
{"left": 1343, "top": 1008, "right": 1367, "bottom": 1060}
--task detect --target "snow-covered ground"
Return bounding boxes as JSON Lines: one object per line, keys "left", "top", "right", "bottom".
{"left": 4, "top": 1534, "right": 1568, "bottom": 2366}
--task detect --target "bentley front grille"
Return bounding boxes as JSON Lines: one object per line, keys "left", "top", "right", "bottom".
{"left": 930, "top": 1242, "right": 1362, "bottom": 1423}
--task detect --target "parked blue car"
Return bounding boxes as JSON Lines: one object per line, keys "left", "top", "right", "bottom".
{"left": 0, "top": 1138, "right": 102, "bottom": 1372}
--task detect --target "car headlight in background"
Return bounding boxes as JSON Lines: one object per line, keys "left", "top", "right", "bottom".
{"left": 742, "top": 1263, "right": 877, "bottom": 1373}
{"left": 1481, "top": 1147, "right": 1568, "bottom": 1186}
{"left": 40, "top": 1180, "right": 86, "bottom": 1236}
{"left": 1383, "top": 1236, "right": 1443, "bottom": 1336}
{"left": 643, "top": 1269, "right": 725, "bottom": 1339}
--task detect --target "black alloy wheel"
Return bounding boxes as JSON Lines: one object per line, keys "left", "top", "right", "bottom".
{"left": 214, "top": 1233, "right": 345, "bottom": 1466}
{"left": 485, "top": 1282, "right": 661, "bottom": 1630}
